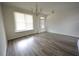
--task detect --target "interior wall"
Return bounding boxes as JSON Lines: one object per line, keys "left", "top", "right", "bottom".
{"left": 2, "top": 5, "right": 39, "bottom": 40}
{"left": 0, "top": 4, "right": 7, "bottom": 56}
{"left": 46, "top": 7, "right": 79, "bottom": 38}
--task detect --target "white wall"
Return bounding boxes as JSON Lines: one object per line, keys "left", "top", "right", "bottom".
{"left": 47, "top": 7, "right": 79, "bottom": 38}
{"left": 0, "top": 4, "right": 7, "bottom": 56}
{"left": 2, "top": 5, "right": 40, "bottom": 40}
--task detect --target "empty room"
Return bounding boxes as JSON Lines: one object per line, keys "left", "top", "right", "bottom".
{"left": 0, "top": 2, "right": 79, "bottom": 56}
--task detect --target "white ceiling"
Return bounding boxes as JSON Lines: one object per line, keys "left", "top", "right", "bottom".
{"left": 2, "top": 2, "right": 79, "bottom": 15}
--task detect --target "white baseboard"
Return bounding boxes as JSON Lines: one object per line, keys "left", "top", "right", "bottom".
{"left": 47, "top": 30, "right": 79, "bottom": 38}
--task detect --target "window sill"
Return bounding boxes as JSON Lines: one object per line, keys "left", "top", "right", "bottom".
{"left": 15, "top": 29, "right": 34, "bottom": 33}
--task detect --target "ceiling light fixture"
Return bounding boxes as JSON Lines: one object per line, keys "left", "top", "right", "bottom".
{"left": 31, "top": 2, "right": 54, "bottom": 18}
{"left": 31, "top": 2, "right": 42, "bottom": 16}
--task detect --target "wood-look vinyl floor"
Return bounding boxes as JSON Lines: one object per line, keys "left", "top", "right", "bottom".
{"left": 7, "top": 32, "right": 78, "bottom": 56}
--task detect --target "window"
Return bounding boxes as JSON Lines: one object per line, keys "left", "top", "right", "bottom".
{"left": 40, "top": 16, "right": 45, "bottom": 29}
{"left": 14, "top": 12, "right": 33, "bottom": 32}
{"left": 40, "top": 19, "right": 45, "bottom": 29}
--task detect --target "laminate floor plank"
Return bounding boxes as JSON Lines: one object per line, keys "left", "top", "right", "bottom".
{"left": 7, "top": 32, "right": 78, "bottom": 56}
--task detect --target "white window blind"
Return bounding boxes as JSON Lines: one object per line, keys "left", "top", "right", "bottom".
{"left": 14, "top": 12, "right": 33, "bottom": 32}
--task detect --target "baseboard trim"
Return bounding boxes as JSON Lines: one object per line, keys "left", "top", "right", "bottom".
{"left": 47, "top": 31, "right": 79, "bottom": 39}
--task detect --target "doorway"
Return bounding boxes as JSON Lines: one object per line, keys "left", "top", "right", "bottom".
{"left": 39, "top": 16, "right": 46, "bottom": 33}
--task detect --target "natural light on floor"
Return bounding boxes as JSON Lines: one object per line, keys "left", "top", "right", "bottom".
{"left": 16, "top": 37, "right": 34, "bottom": 50}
